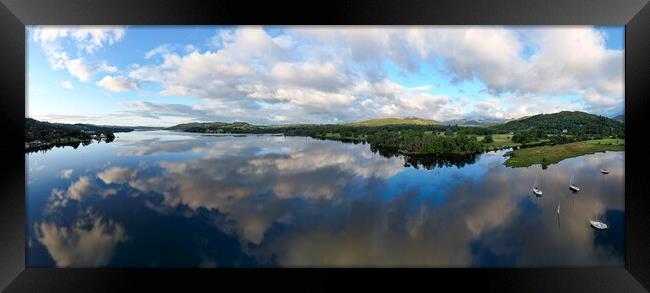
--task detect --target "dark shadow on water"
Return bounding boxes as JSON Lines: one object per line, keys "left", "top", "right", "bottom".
{"left": 469, "top": 196, "right": 543, "bottom": 267}
{"left": 25, "top": 132, "right": 625, "bottom": 267}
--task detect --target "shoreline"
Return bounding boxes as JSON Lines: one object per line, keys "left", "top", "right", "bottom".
{"left": 30, "top": 129, "right": 624, "bottom": 169}
{"left": 503, "top": 141, "right": 625, "bottom": 168}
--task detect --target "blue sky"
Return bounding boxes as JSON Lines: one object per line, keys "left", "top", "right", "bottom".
{"left": 28, "top": 26, "right": 624, "bottom": 126}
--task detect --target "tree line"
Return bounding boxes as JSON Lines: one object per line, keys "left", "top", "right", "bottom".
{"left": 25, "top": 118, "right": 133, "bottom": 143}
{"left": 168, "top": 110, "right": 624, "bottom": 156}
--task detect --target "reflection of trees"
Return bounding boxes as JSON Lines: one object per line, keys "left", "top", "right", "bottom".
{"left": 369, "top": 144, "right": 400, "bottom": 158}
{"left": 369, "top": 144, "right": 478, "bottom": 170}
{"left": 26, "top": 142, "right": 81, "bottom": 154}
{"left": 25, "top": 139, "right": 114, "bottom": 154}
{"left": 402, "top": 153, "right": 478, "bottom": 170}
{"left": 32, "top": 134, "right": 624, "bottom": 267}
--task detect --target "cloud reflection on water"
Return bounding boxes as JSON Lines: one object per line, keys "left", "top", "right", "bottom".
{"left": 30, "top": 132, "right": 624, "bottom": 267}
{"left": 35, "top": 210, "right": 128, "bottom": 267}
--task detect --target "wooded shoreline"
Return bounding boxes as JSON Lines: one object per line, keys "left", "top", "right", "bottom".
{"left": 26, "top": 111, "right": 625, "bottom": 167}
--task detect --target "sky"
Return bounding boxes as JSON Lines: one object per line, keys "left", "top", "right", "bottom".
{"left": 27, "top": 26, "right": 624, "bottom": 127}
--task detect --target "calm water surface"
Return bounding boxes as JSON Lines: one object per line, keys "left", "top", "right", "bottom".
{"left": 26, "top": 131, "right": 624, "bottom": 267}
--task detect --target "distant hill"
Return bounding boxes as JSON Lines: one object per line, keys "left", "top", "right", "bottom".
{"left": 490, "top": 111, "right": 624, "bottom": 136}
{"left": 167, "top": 121, "right": 260, "bottom": 132}
{"left": 612, "top": 114, "right": 624, "bottom": 122}
{"left": 346, "top": 117, "right": 439, "bottom": 127}
{"left": 130, "top": 126, "right": 167, "bottom": 131}
{"left": 25, "top": 118, "right": 133, "bottom": 150}
{"left": 167, "top": 111, "right": 623, "bottom": 137}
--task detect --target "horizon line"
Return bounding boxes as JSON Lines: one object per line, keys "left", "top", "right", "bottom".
{"left": 26, "top": 110, "right": 624, "bottom": 128}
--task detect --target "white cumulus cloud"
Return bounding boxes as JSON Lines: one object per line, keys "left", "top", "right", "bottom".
{"left": 97, "top": 76, "right": 140, "bottom": 92}
{"left": 32, "top": 26, "right": 124, "bottom": 82}
{"left": 32, "top": 26, "right": 624, "bottom": 124}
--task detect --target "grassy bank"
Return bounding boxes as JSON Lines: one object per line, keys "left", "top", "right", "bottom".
{"left": 585, "top": 138, "right": 625, "bottom": 146}
{"left": 503, "top": 140, "right": 625, "bottom": 168}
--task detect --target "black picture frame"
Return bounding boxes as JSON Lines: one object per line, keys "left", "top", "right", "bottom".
{"left": 1, "top": 0, "right": 649, "bottom": 291}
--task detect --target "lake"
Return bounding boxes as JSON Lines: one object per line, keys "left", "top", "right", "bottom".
{"left": 26, "top": 130, "right": 624, "bottom": 267}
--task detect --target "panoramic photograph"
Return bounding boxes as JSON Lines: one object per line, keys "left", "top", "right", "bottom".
{"left": 25, "top": 25, "right": 624, "bottom": 267}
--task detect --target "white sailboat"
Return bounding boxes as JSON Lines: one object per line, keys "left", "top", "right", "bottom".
{"left": 532, "top": 172, "right": 543, "bottom": 196}
{"left": 557, "top": 201, "right": 561, "bottom": 230}
{"left": 569, "top": 169, "right": 580, "bottom": 193}
{"left": 590, "top": 199, "right": 608, "bottom": 230}
{"left": 590, "top": 220, "right": 608, "bottom": 230}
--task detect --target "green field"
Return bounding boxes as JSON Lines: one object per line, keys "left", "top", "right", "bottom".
{"left": 478, "top": 134, "right": 527, "bottom": 150}
{"left": 504, "top": 140, "right": 625, "bottom": 168}
{"left": 346, "top": 118, "right": 439, "bottom": 127}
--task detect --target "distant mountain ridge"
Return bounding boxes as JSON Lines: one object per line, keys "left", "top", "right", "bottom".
{"left": 345, "top": 117, "right": 440, "bottom": 127}
{"left": 442, "top": 118, "right": 508, "bottom": 127}
{"left": 611, "top": 114, "right": 624, "bottom": 121}
{"left": 166, "top": 111, "right": 623, "bottom": 136}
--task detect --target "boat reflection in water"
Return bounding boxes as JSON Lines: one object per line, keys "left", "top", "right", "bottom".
{"left": 26, "top": 131, "right": 625, "bottom": 268}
